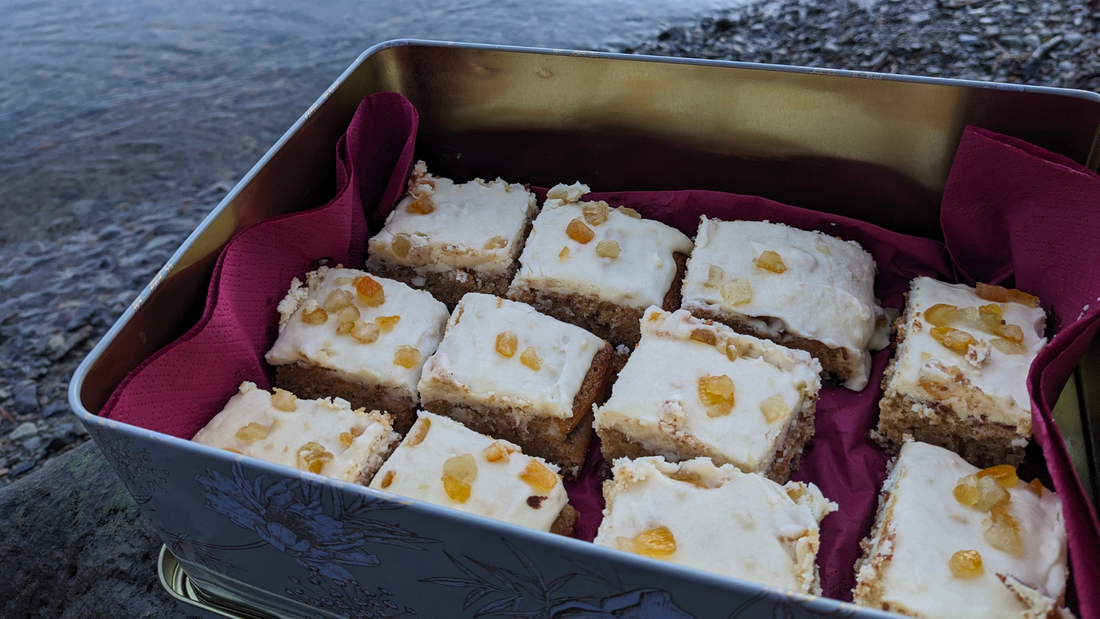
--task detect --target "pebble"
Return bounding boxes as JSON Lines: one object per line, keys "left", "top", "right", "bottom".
{"left": 12, "top": 385, "right": 38, "bottom": 415}
{"left": 10, "top": 422, "right": 38, "bottom": 442}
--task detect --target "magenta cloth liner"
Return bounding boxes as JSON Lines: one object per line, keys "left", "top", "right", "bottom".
{"left": 99, "top": 94, "right": 1099, "bottom": 614}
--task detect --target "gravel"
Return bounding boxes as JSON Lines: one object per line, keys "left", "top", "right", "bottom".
{"left": 1, "top": 0, "right": 1097, "bottom": 485}
{"left": 624, "top": 0, "right": 1099, "bottom": 91}
{"left": 0, "top": 187, "right": 223, "bottom": 486}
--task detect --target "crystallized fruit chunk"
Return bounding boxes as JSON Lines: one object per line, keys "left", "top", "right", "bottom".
{"left": 617, "top": 206, "right": 642, "bottom": 219}
{"left": 558, "top": 247, "right": 571, "bottom": 261}
{"left": 975, "top": 282, "right": 1041, "bottom": 308}
{"left": 379, "top": 470, "right": 395, "bottom": 489}
{"left": 391, "top": 234, "right": 412, "bottom": 259}
{"left": 407, "top": 418, "right": 431, "bottom": 447}
{"left": 297, "top": 441, "right": 334, "bottom": 474}
{"left": 596, "top": 239, "right": 621, "bottom": 259}
{"left": 394, "top": 345, "right": 421, "bottom": 368}
{"left": 566, "top": 218, "right": 594, "bottom": 244}
{"left": 925, "top": 303, "right": 957, "bottom": 327}
{"left": 235, "top": 422, "right": 271, "bottom": 442}
{"left": 689, "top": 328, "right": 717, "bottom": 346}
{"left": 954, "top": 474, "right": 1010, "bottom": 511}
{"left": 336, "top": 305, "right": 361, "bottom": 324}
{"left": 985, "top": 505, "right": 1024, "bottom": 556}
{"left": 356, "top": 276, "right": 386, "bottom": 307}
{"left": 374, "top": 315, "right": 400, "bottom": 332}
{"left": 520, "top": 346, "right": 542, "bottom": 371}
{"left": 721, "top": 278, "right": 753, "bottom": 306}
{"left": 442, "top": 454, "right": 478, "bottom": 503}
{"left": 949, "top": 550, "right": 984, "bottom": 579}
{"left": 629, "top": 526, "right": 677, "bottom": 559}
{"left": 977, "top": 464, "right": 1019, "bottom": 489}
{"left": 407, "top": 197, "right": 434, "bottom": 215}
{"left": 520, "top": 460, "right": 558, "bottom": 493}
{"left": 323, "top": 289, "right": 355, "bottom": 312}
{"left": 302, "top": 303, "right": 328, "bottom": 325}
{"left": 346, "top": 321, "right": 381, "bottom": 344}
{"left": 1027, "top": 478, "right": 1045, "bottom": 497}
{"left": 704, "top": 265, "right": 724, "bottom": 288}
{"left": 754, "top": 250, "right": 787, "bottom": 273}
{"left": 991, "top": 338, "right": 1027, "bottom": 354}
{"left": 930, "top": 326, "right": 977, "bottom": 353}
{"left": 760, "top": 395, "right": 789, "bottom": 423}
{"left": 582, "top": 201, "right": 609, "bottom": 226}
{"left": 483, "top": 441, "right": 513, "bottom": 463}
{"left": 338, "top": 426, "right": 365, "bottom": 446}
{"left": 270, "top": 388, "right": 298, "bottom": 412}
{"left": 495, "top": 331, "right": 518, "bottom": 358}
{"left": 483, "top": 236, "right": 508, "bottom": 249}
{"left": 698, "top": 374, "right": 736, "bottom": 417}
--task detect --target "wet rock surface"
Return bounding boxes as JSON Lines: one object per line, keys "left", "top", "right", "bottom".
{"left": 0, "top": 441, "right": 186, "bottom": 618}
{"left": 628, "top": 0, "right": 1099, "bottom": 91}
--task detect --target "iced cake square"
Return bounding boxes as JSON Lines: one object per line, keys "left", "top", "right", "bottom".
{"left": 680, "top": 217, "right": 884, "bottom": 391}
{"left": 369, "top": 412, "right": 577, "bottom": 535}
{"left": 874, "top": 278, "right": 1047, "bottom": 467}
{"left": 265, "top": 266, "right": 450, "bottom": 435}
{"left": 853, "top": 441, "right": 1070, "bottom": 619}
{"left": 594, "top": 456, "right": 835, "bottom": 594}
{"left": 507, "top": 182, "right": 694, "bottom": 345}
{"left": 418, "top": 293, "right": 612, "bottom": 477}
{"left": 366, "top": 161, "right": 538, "bottom": 306}
{"left": 593, "top": 308, "right": 821, "bottom": 483}
{"left": 192, "top": 382, "right": 400, "bottom": 485}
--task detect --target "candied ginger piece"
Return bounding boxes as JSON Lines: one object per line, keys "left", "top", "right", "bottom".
{"left": 689, "top": 328, "right": 717, "bottom": 346}
{"left": 442, "top": 454, "right": 478, "bottom": 503}
{"left": 520, "top": 460, "right": 558, "bottom": 493}
{"left": 297, "top": 441, "right": 334, "bottom": 474}
{"left": 582, "top": 201, "right": 609, "bottom": 226}
{"left": 566, "top": 218, "right": 594, "bottom": 244}
{"left": 483, "top": 441, "right": 513, "bottom": 463}
{"left": 993, "top": 322, "right": 1024, "bottom": 343}
{"left": 302, "top": 303, "right": 328, "bottom": 325}
{"left": 721, "top": 278, "right": 753, "bottom": 306}
{"left": 977, "top": 464, "right": 1019, "bottom": 489}
{"left": 985, "top": 506, "right": 1024, "bottom": 556}
{"left": 394, "top": 345, "right": 421, "bottom": 369}
{"left": 323, "top": 289, "right": 355, "bottom": 312}
{"left": 483, "top": 236, "right": 508, "bottom": 249}
{"left": 954, "top": 474, "right": 1009, "bottom": 511}
{"left": 558, "top": 247, "right": 571, "bottom": 262}
{"left": 520, "top": 346, "right": 542, "bottom": 371}
{"left": 632, "top": 526, "right": 677, "bottom": 559}
{"left": 925, "top": 303, "right": 958, "bottom": 327}
{"left": 930, "top": 326, "right": 976, "bottom": 353}
{"left": 760, "top": 395, "right": 789, "bottom": 423}
{"left": 407, "top": 197, "right": 434, "bottom": 215}
{"left": 270, "top": 388, "right": 298, "bottom": 412}
{"left": 496, "top": 331, "right": 518, "bottom": 358}
{"left": 391, "top": 234, "right": 412, "bottom": 259}
{"left": 1027, "top": 478, "right": 1045, "bottom": 497}
{"left": 991, "top": 338, "right": 1027, "bottom": 354}
{"left": 949, "top": 550, "right": 983, "bottom": 579}
{"left": 235, "top": 422, "right": 271, "bottom": 442}
{"left": 617, "top": 206, "right": 642, "bottom": 219}
{"left": 336, "top": 305, "right": 361, "bottom": 324}
{"left": 406, "top": 418, "right": 431, "bottom": 447}
{"left": 346, "top": 321, "right": 381, "bottom": 344}
{"left": 379, "top": 470, "right": 395, "bottom": 489}
{"left": 698, "top": 374, "right": 735, "bottom": 417}
{"left": 704, "top": 265, "right": 724, "bottom": 288}
{"left": 356, "top": 276, "right": 385, "bottom": 307}
{"left": 754, "top": 250, "right": 787, "bottom": 273}
{"left": 596, "top": 239, "right": 621, "bottom": 258}
{"left": 374, "top": 315, "right": 400, "bottom": 332}
{"left": 976, "top": 282, "right": 1040, "bottom": 308}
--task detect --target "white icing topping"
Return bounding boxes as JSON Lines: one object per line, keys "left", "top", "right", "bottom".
{"left": 369, "top": 412, "right": 569, "bottom": 532}
{"left": 594, "top": 456, "right": 835, "bottom": 594}
{"left": 594, "top": 308, "right": 821, "bottom": 473}
{"left": 853, "top": 441, "right": 1069, "bottom": 618}
{"left": 509, "top": 185, "right": 693, "bottom": 309}
{"left": 418, "top": 293, "right": 604, "bottom": 421}
{"left": 680, "top": 217, "right": 878, "bottom": 390}
{"left": 366, "top": 161, "right": 538, "bottom": 273}
{"left": 265, "top": 267, "right": 450, "bottom": 395}
{"left": 888, "top": 277, "right": 1047, "bottom": 433}
{"left": 192, "top": 382, "right": 399, "bottom": 484}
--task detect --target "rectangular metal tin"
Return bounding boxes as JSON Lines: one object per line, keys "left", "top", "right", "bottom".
{"left": 72, "top": 40, "right": 1100, "bottom": 618}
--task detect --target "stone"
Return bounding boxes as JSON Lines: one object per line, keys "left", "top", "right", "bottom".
{"left": 958, "top": 34, "right": 981, "bottom": 46}
{"left": 12, "top": 384, "right": 38, "bottom": 415}
{"left": 42, "top": 401, "right": 70, "bottom": 419}
{"left": 1063, "top": 32, "right": 1083, "bottom": 45}
{"left": 909, "top": 12, "right": 931, "bottom": 25}
{"left": 0, "top": 443, "right": 186, "bottom": 617}
{"left": 10, "top": 422, "right": 38, "bottom": 442}
{"left": 21, "top": 436, "right": 42, "bottom": 453}
{"left": 1024, "top": 33, "right": 1043, "bottom": 47}
{"left": 69, "top": 199, "right": 95, "bottom": 217}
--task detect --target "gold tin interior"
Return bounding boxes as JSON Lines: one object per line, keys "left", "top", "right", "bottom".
{"left": 76, "top": 40, "right": 1100, "bottom": 506}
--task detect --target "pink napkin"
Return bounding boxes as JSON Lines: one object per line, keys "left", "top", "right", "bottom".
{"left": 100, "top": 95, "right": 1098, "bottom": 616}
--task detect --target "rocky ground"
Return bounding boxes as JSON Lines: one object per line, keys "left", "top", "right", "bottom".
{"left": 0, "top": 185, "right": 227, "bottom": 488}
{"left": 626, "top": 0, "right": 1099, "bottom": 91}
